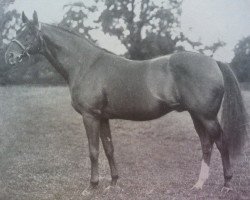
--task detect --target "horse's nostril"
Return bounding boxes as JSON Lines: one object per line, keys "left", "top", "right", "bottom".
{"left": 9, "top": 59, "right": 15, "bottom": 65}
{"left": 16, "top": 54, "right": 23, "bottom": 62}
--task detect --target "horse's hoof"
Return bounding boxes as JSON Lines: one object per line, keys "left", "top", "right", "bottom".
{"left": 191, "top": 182, "right": 203, "bottom": 190}
{"left": 104, "top": 185, "right": 112, "bottom": 193}
{"left": 103, "top": 185, "right": 123, "bottom": 195}
{"left": 81, "top": 185, "right": 98, "bottom": 196}
{"left": 111, "top": 176, "right": 118, "bottom": 186}
{"left": 221, "top": 186, "right": 233, "bottom": 193}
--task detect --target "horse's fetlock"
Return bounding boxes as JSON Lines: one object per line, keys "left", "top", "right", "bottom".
{"left": 112, "top": 175, "right": 119, "bottom": 180}
{"left": 90, "top": 180, "right": 99, "bottom": 187}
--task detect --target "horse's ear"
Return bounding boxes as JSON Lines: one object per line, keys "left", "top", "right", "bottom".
{"left": 22, "top": 11, "right": 29, "bottom": 23}
{"left": 33, "top": 11, "right": 39, "bottom": 26}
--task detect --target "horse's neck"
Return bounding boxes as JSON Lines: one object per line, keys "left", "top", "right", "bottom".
{"left": 41, "top": 24, "right": 102, "bottom": 83}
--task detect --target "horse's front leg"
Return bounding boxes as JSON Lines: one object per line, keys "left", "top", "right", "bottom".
{"left": 82, "top": 113, "right": 100, "bottom": 194}
{"left": 100, "top": 119, "right": 118, "bottom": 186}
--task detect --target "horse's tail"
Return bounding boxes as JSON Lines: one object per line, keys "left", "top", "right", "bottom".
{"left": 217, "top": 61, "right": 248, "bottom": 157}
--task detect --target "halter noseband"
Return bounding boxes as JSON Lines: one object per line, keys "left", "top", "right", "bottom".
{"left": 10, "top": 39, "right": 31, "bottom": 59}
{"left": 10, "top": 23, "right": 43, "bottom": 59}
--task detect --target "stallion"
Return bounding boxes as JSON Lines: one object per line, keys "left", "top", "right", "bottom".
{"left": 5, "top": 11, "right": 247, "bottom": 194}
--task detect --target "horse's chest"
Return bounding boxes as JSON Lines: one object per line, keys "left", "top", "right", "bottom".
{"left": 69, "top": 79, "right": 104, "bottom": 115}
{"left": 70, "top": 85, "right": 84, "bottom": 114}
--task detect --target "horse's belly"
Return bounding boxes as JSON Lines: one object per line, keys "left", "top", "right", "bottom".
{"left": 102, "top": 69, "right": 177, "bottom": 120}
{"left": 103, "top": 97, "right": 172, "bottom": 121}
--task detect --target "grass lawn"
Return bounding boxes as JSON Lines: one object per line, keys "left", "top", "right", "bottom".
{"left": 0, "top": 86, "right": 249, "bottom": 200}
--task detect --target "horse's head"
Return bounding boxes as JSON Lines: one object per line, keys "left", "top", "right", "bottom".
{"left": 5, "top": 11, "right": 43, "bottom": 65}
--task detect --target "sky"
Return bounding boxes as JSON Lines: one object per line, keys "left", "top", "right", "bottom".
{"left": 8, "top": 0, "right": 250, "bottom": 62}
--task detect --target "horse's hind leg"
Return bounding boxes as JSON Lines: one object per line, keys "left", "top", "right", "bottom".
{"left": 191, "top": 113, "right": 233, "bottom": 190}
{"left": 190, "top": 113, "right": 214, "bottom": 189}
{"left": 214, "top": 128, "right": 233, "bottom": 191}
{"left": 100, "top": 119, "right": 118, "bottom": 186}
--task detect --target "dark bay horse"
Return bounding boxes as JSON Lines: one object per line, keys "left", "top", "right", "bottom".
{"left": 5, "top": 11, "right": 247, "bottom": 194}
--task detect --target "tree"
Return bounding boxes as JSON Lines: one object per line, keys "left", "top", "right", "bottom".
{"left": 0, "top": 0, "right": 18, "bottom": 84}
{"left": 0, "top": 0, "right": 19, "bottom": 47}
{"left": 96, "top": 0, "right": 183, "bottom": 59}
{"left": 60, "top": 2, "right": 97, "bottom": 42}
{"left": 0, "top": 0, "right": 20, "bottom": 68}
{"left": 180, "top": 32, "right": 225, "bottom": 57}
{"left": 231, "top": 36, "right": 250, "bottom": 82}
{"left": 62, "top": 0, "right": 225, "bottom": 60}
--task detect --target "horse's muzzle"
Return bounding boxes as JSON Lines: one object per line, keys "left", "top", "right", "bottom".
{"left": 5, "top": 39, "right": 31, "bottom": 65}
{"left": 5, "top": 51, "right": 24, "bottom": 65}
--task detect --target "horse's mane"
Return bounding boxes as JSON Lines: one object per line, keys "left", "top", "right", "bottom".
{"left": 45, "top": 23, "right": 116, "bottom": 56}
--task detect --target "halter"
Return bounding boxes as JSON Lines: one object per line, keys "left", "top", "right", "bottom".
{"left": 11, "top": 39, "right": 26, "bottom": 50}
{"left": 10, "top": 39, "right": 31, "bottom": 59}
{"left": 6, "top": 23, "right": 43, "bottom": 63}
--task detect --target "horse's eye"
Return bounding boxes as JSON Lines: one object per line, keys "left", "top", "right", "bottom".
{"left": 25, "top": 35, "right": 30, "bottom": 42}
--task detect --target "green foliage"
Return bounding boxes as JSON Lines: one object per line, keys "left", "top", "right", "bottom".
{"left": 0, "top": 1, "right": 21, "bottom": 84}
{"left": 180, "top": 32, "right": 226, "bottom": 57}
{"left": 0, "top": 0, "right": 20, "bottom": 48}
{"left": 60, "top": 2, "right": 97, "bottom": 42}
{"left": 0, "top": 10, "right": 21, "bottom": 48}
{"left": 63, "top": 0, "right": 225, "bottom": 60}
{"left": 96, "top": 0, "right": 183, "bottom": 59}
{"left": 231, "top": 36, "right": 250, "bottom": 82}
